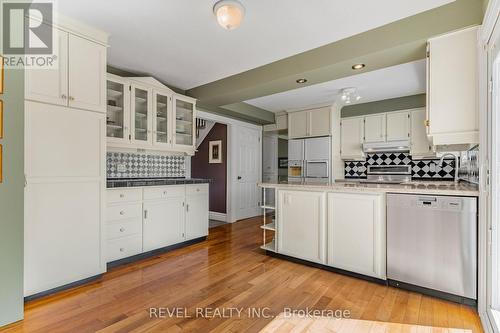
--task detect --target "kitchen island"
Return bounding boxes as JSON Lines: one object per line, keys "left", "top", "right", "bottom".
{"left": 258, "top": 180, "right": 478, "bottom": 282}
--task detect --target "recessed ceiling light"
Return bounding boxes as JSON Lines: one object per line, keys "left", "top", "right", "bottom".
{"left": 296, "top": 78, "right": 307, "bottom": 84}
{"left": 352, "top": 63, "right": 366, "bottom": 70}
{"left": 213, "top": 0, "right": 245, "bottom": 30}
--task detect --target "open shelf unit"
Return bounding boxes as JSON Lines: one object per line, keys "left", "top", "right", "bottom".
{"left": 260, "top": 186, "right": 277, "bottom": 253}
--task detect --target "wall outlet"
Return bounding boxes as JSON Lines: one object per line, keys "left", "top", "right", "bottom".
{"left": 117, "top": 163, "right": 127, "bottom": 173}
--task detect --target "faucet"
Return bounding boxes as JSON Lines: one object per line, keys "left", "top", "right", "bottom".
{"left": 438, "top": 153, "right": 459, "bottom": 183}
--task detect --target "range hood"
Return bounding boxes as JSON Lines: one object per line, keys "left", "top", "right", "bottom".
{"left": 363, "top": 140, "right": 410, "bottom": 153}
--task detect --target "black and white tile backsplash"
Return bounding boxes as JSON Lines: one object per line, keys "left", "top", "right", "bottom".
{"left": 345, "top": 161, "right": 367, "bottom": 178}
{"left": 107, "top": 152, "right": 185, "bottom": 178}
{"left": 345, "top": 152, "right": 456, "bottom": 180}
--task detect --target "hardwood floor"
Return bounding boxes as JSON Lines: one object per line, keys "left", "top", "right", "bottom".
{"left": 1, "top": 217, "right": 483, "bottom": 333}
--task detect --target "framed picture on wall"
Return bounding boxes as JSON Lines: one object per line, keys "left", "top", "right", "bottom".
{"left": 209, "top": 140, "right": 222, "bottom": 164}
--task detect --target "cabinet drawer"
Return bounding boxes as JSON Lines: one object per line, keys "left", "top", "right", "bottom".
{"left": 107, "top": 188, "right": 142, "bottom": 204}
{"left": 186, "top": 184, "right": 208, "bottom": 195}
{"left": 106, "top": 235, "right": 142, "bottom": 262}
{"left": 107, "top": 203, "right": 142, "bottom": 222}
{"left": 143, "top": 185, "right": 185, "bottom": 200}
{"left": 106, "top": 219, "right": 142, "bottom": 240}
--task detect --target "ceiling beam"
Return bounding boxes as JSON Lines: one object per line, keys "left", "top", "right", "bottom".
{"left": 197, "top": 102, "right": 274, "bottom": 125}
{"left": 187, "top": 0, "right": 483, "bottom": 109}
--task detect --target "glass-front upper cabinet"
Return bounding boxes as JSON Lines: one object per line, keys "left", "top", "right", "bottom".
{"left": 153, "top": 90, "right": 171, "bottom": 146}
{"left": 106, "top": 76, "right": 130, "bottom": 143}
{"left": 131, "top": 84, "right": 152, "bottom": 144}
{"left": 173, "top": 96, "right": 195, "bottom": 148}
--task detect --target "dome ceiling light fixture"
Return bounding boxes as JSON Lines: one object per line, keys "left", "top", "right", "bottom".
{"left": 340, "top": 87, "right": 361, "bottom": 104}
{"left": 213, "top": 0, "right": 245, "bottom": 30}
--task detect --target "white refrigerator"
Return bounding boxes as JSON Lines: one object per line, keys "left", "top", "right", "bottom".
{"left": 288, "top": 136, "right": 331, "bottom": 181}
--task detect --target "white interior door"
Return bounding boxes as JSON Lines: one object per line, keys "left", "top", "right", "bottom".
{"left": 232, "top": 126, "right": 262, "bottom": 221}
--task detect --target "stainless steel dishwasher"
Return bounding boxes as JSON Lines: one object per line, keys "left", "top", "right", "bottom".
{"left": 387, "top": 194, "right": 477, "bottom": 301}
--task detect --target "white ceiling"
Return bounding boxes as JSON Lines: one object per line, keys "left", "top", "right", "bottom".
{"left": 57, "top": 0, "right": 452, "bottom": 90}
{"left": 245, "top": 60, "right": 427, "bottom": 112}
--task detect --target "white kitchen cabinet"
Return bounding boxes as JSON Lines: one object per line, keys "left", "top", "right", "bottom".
{"left": 410, "top": 108, "right": 433, "bottom": 157}
{"left": 106, "top": 184, "right": 209, "bottom": 263}
{"left": 25, "top": 27, "right": 68, "bottom": 106}
{"left": 106, "top": 75, "right": 131, "bottom": 144}
{"left": 288, "top": 107, "right": 331, "bottom": 139}
{"left": 185, "top": 184, "right": 209, "bottom": 240}
{"left": 427, "top": 26, "right": 479, "bottom": 145}
{"left": 24, "top": 101, "right": 106, "bottom": 297}
{"left": 386, "top": 111, "right": 410, "bottom": 141}
{"left": 143, "top": 196, "right": 185, "bottom": 252}
{"left": 173, "top": 95, "right": 196, "bottom": 150}
{"left": 309, "top": 107, "right": 331, "bottom": 137}
{"left": 340, "top": 116, "right": 364, "bottom": 160}
{"left": 131, "top": 84, "right": 153, "bottom": 145}
{"left": 277, "top": 190, "right": 326, "bottom": 264}
{"left": 327, "top": 192, "right": 386, "bottom": 279}
{"left": 364, "top": 114, "right": 386, "bottom": 143}
{"left": 25, "top": 27, "right": 107, "bottom": 113}
{"left": 276, "top": 113, "right": 288, "bottom": 130}
{"left": 288, "top": 111, "right": 309, "bottom": 139}
{"left": 106, "top": 76, "right": 196, "bottom": 154}
{"left": 153, "top": 89, "right": 172, "bottom": 147}
{"left": 68, "top": 34, "right": 107, "bottom": 113}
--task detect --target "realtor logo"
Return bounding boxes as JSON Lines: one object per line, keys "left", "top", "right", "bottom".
{"left": 2, "top": 1, "right": 53, "bottom": 54}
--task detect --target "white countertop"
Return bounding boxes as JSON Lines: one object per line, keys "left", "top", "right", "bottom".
{"left": 258, "top": 180, "right": 479, "bottom": 197}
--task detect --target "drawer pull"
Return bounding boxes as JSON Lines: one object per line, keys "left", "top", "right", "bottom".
{"left": 120, "top": 194, "right": 125, "bottom": 198}
{"left": 119, "top": 211, "right": 125, "bottom": 215}
{"left": 119, "top": 248, "right": 125, "bottom": 252}
{"left": 163, "top": 191, "right": 167, "bottom": 195}
{"left": 120, "top": 227, "right": 125, "bottom": 232}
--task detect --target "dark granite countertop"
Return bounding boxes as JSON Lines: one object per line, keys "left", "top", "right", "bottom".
{"left": 107, "top": 178, "right": 211, "bottom": 188}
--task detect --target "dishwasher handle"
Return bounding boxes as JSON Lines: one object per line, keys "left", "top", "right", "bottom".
{"left": 417, "top": 196, "right": 438, "bottom": 208}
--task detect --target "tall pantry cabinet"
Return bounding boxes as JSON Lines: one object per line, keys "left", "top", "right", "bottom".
{"left": 24, "top": 18, "right": 108, "bottom": 297}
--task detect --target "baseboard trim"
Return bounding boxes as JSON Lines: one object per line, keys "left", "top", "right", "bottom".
{"left": 265, "top": 251, "right": 387, "bottom": 286}
{"left": 209, "top": 211, "right": 227, "bottom": 222}
{"left": 24, "top": 274, "right": 103, "bottom": 302}
{"left": 107, "top": 236, "right": 207, "bottom": 269}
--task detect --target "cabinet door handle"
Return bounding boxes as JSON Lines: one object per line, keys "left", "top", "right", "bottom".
{"left": 69, "top": 96, "right": 75, "bottom": 101}
{"left": 119, "top": 248, "right": 125, "bottom": 252}
{"left": 61, "top": 94, "right": 67, "bottom": 99}
{"left": 119, "top": 194, "right": 125, "bottom": 198}
{"left": 144, "top": 209, "right": 148, "bottom": 219}
{"left": 120, "top": 227, "right": 125, "bottom": 232}
{"left": 186, "top": 204, "right": 189, "bottom": 212}
{"left": 119, "top": 211, "right": 125, "bottom": 215}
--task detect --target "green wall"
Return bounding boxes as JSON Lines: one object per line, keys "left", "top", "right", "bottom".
{"left": 341, "top": 94, "right": 426, "bottom": 118}
{"left": 0, "top": 67, "right": 24, "bottom": 327}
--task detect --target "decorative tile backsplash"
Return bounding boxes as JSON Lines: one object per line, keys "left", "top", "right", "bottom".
{"left": 345, "top": 161, "right": 367, "bottom": 178}
{"left": 345, "top": 152, "right": 456, "bottom": 180}
{"left": 107, "top": 152, "right": 185, "bottom": 178}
